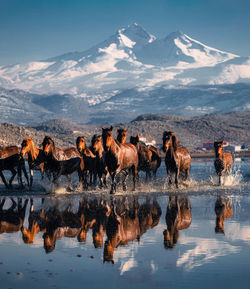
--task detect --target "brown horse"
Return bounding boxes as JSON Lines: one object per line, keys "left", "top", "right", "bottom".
{"left": 0, "top": 198, "right": 28, "bottom": 234}
{"left": 20, "top": 137, "right": 48, "bottom": 187}
{"left": 215, "top": 196, "right": 233, "bottom": 234}
{"left": 0, "top": 146, "right": 29, "bottom": 188}
{"left": 130, "top": 134, "right": 161, "bottom": 181}
{"left": 117, "top": 128, "right": 128, "bottom": 144}
{"left": 162, "top": 131, "right": 191, "bottom": 188}
{"left": 163, "top": 196, "right": 192, "bottom": 249}
{"left": 102, "top": 126, "right": 138, "bottom": 193}
{"left": 91, "top": 135, "right": 109, "bottom": 188}
{"left": 41, "top": 136, "right": 84, "bottom": 187}
{"left": 147, "top": 145, "right": 162, "bottom": 179}
{"left": 76, "top": 136, "right": 96, "bottom": 187}
{"left": 214, "top": 141, "right": 233, "bottom": 185}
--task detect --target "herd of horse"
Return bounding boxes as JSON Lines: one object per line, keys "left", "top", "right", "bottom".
{"left": 0, "top": 126, "right": 233, "bottom": 193}
{"left": 0, "top": 195, "right": 233, "bottom": 259}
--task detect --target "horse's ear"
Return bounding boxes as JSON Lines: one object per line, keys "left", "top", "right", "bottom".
{"left": 172, "top": 135, "right": 178, "bottom": 150}
{"left": 110, "top": 126, "right": 113, "bottom": 131}
{"left": 222, "top": 140, "right": 224, "bottom": 145}
{"left": 101, "top": 126, "right": 104, "bottom": 130}
{"left": 125, "top": 129, "right": 128, "bottom": 134}
{"left": 136, "top": 133, "right": 140, "bottom": 139}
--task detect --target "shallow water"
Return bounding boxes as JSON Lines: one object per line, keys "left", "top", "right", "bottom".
{"left": 0, "top": 160, "right": 249, "bottom": 289}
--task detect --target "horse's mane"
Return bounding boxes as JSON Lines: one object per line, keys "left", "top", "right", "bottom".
{"left": 25, "top": 138, "right": 39, "bottom": 161}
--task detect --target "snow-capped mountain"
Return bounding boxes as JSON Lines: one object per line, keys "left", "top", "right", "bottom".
{"left": 0, "top": 23, "right": 250, "bottom": 125}
{"left": 1, "top": 22, "right": 249, "bottom": 101}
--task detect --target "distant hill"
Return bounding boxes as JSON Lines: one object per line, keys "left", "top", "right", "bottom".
{"left": 0, "top": 112, "right": 249, "bottom": 150}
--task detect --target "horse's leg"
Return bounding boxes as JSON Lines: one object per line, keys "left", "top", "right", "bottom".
{"left": 29, "top": 167, "right": 34, "bottom": 188}
{"left": 131, "top": 166, "right": 138, "bottom": 191}
{"left": 0, "top": 171, "right": 10, "bottom": 189}
{"left": 22, "top": 162, "right": 30, "bottom": 187}
{"left": 66, "top": 174, "right": 73, "bottom": 191}
{"left": 0, "top": 198, "right": 6, "bottom": 210}
{"left": 122, "top": 170, "right": 129, "bottom": 191}
{"left": 167, "top": 169, "right": 172, "bottom": 186}
{"left": 9, "top": 168, "right": 17, "bottom": 188}
{"left": 110, "top": 171, "right": 117, "bottom": 194}
{"left": 184, "top": 167, "right": 190, "bottom": 181}
{"left": 175, "top": 168, "right": 179, "bottom": 188}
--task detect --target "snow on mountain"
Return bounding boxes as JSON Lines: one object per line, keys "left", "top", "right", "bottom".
{"left": 0, "top": 23, "right": 249, "bottom": 102}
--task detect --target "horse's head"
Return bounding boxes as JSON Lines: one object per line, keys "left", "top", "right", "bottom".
{"left": 21, "top": 223, "right": 39, "bottom": 244}
{"left": 91, "top": 135, "right": 102, "bottom": 153}
{"left": 76, "top": 136, "right": 86, "bottom": 153}
{"left": 102, "top": 126, "right": 113, "bottom": 151}
{"left": 41, "top": 136, "right": 54, "bottom": 156}
{"left": 43, "top": 232, "right": 56, "bottom": 253}
{"left": 117, "top": 128, "right": 128, "bottom": 144}
{"left": 130, "top": 133, "right": 140, "bottom": 146}
{"left": 214, "top": 140, "right": 224, "bottom": 155}
{"left": 103, "top": 240, "right": 115, "bottom": 264}
{"left": 93, "top": 223, "right": 105, "bottom": 248}
{"left": 162, "top": 131, "right": 178, "bottom": 152}
{"left": 20, "top": 137, "right": 33, "bottom": 158}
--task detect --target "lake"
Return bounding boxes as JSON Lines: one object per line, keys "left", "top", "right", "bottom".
{"left": 0, "top": 160, "right": 249, "bottom": 289}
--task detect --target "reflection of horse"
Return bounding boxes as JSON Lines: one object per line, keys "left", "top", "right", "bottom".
{"left": 215, "top": 196, "right": 233, "bottom": 234}
{"left": 130, "top": 134, "right": 161, "bottom": 181}
{"left": 43, "top": 205, "right": 82, "bottom": 253}
{"left": 21, "top": 199, "right": 46, "bottom": 244}
{"left": 102, "top": 126, "right": 138, "bottom": 193}
{"left": 0, "top": 198, "right": 28, "bottom": 234}
{"left": 103, "top": 197, "right": 161, "bottom": 263}
{"left": 214, "top": 141, "right": 233, "bottom": 185}
{"left": 0, "top": 146, "right": 29, "bottom": 188}
{"left": 162, "top": 131, "right": 191, "bottom": 188}
{"left": 163, "top": 196, "right": 191, "bottom": 248}
{"left": 104, "top": 198, "right": 140, "bottom": 263}
{"left": 91, "top": 135, "right": 109, "bottom": 188}
{"left": 20, "top": 138, "right": 47, "bottom": 187}
{"left": 117, "top": 129, "right": 128, "bottom": 144}
{"left": 138, "top": 198, "right": 162, "bottom": 239}
{"left": 41, "top": 136, "right": 84, "bottom": 187}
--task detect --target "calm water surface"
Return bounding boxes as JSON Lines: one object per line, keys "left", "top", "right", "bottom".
{"left": 0, "top": 160, "right": 249, "bottom": 289}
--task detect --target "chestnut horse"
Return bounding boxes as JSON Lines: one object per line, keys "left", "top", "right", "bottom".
{"left": 41, "top": 136, "right": 84, "bottom": 187}
{"left": 130, "top": 134, "right": 161, "bottom": 181}
{"left": 102, "top": 126, "right": 138, "bottom": 193}
{"left": 214, "top": 141, "right": 233, "bottom": 185}
{"left": 163, "top": 196, "right": 192, "bottom": 249}
{"left": 117, "top": 129, "right": 128, "bottom": 144}
{"left": 20, "top": 138, "right": 47, "bottom": 187}
{"left": 91, "top": 135, "right": 109, "bottom": 188}
{"left": 215, "top": 196, "right": 233, "bottom": 234}
{"left": 162, "top": 131, "right": 191, "bottom": 188}
{"left": 0, "top": 146, "right": 29, "bottom": 188}
{"left": 76, "top": 136, "right": 96, "bottom": 187}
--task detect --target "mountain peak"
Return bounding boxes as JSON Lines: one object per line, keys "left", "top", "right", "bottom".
{"left": 116, "top": 23, "right": 156, "bottom": 46}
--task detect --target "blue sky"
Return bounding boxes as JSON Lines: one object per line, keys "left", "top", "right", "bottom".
{"left": 0, "top": 0, "right": 249, "bottom": 65}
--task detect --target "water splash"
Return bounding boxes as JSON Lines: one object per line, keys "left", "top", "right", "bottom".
{"left": 209, "top": 167, "right": 243, "bottom": 187}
